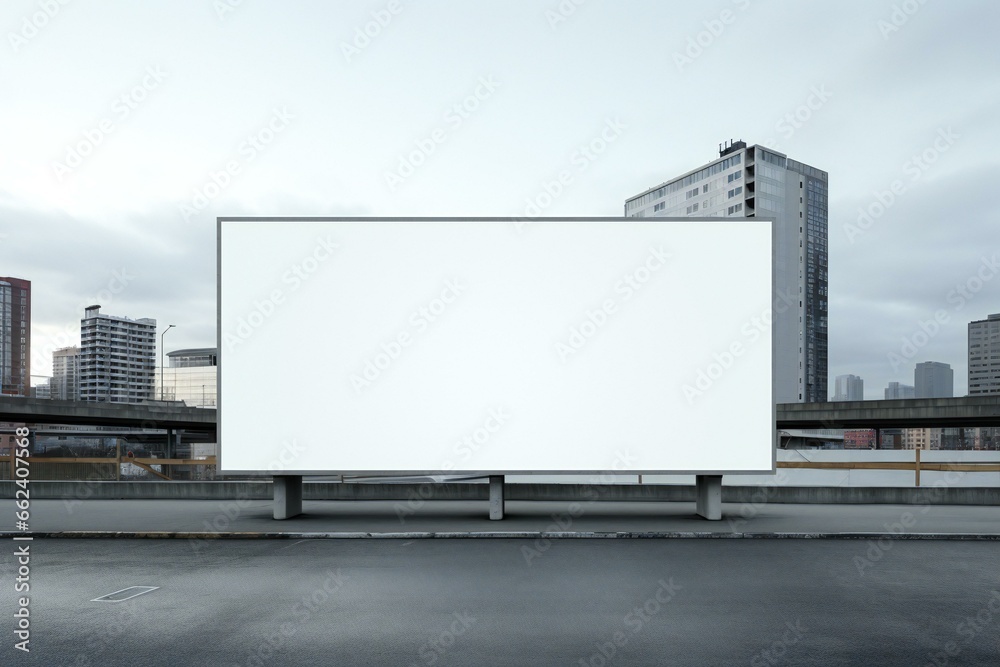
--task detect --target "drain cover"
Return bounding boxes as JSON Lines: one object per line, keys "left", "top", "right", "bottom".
{"left": 91, "top": 586, "right": 159, "bottom": 602}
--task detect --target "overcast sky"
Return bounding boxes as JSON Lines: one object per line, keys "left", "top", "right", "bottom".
{"left": 3, "top": 0, "right": 998, "bottom": 398}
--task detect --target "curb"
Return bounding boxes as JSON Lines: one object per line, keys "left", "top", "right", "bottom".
{"left": 3, "top": 531, "right": 1000, "bottom": 540}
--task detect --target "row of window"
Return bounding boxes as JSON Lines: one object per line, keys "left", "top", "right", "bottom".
{"left": 625, "top": 153, "right": 742, "bottom": 210}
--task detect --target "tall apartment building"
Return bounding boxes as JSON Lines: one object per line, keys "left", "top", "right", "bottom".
{"left": 79, "top": 305, "right": 156, "bottom": 403}
{"left": 914, "top": 361, "right": 953, "bottom": 398}
{"left": 833, "top": 374, "right": 863, "bottom": 401}
{"left": 0, "top": 277, "right": 31, "bottom": 396}
{"left": 969, "top": 314, "right": 1000, "bottom": 395}
{"left": 51, "top": 346, "right": 80, "bottom": 400}
{"left": 902, "top": 428, "right": 941, "bottom": 451}
{"left": 884, "top": 382, "right": 915, "bottom": 399}
{"left": 625, "top": 141, "right": 828, "bottom": 403}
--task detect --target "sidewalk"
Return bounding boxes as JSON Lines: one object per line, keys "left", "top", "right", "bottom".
{"left": 2, "top": 498, "right": 998, "bottom": 538}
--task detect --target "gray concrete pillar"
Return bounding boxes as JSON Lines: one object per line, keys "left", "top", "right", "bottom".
{"left": 273, "top": 475, "right": 303, "bottom": 520}
{"left": 695, "top": 475, "right": 722, "bottom": 521}
{"left": 489, "top": 475, "right": 505, "bottom": 520}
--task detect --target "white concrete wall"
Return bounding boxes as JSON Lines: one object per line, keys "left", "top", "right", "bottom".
{"left": 504, "top": 450, "right": 1000, "bottom": 488}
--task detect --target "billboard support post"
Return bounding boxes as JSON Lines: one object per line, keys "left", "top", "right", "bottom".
{"left": 489, "top": 475, "right": 505, "bottom": 520}
{"left": 273, "top": 475, "right": 303, "bottom": 520}
{"left": 695, "top": 475, "right": 722, "bottom": 521}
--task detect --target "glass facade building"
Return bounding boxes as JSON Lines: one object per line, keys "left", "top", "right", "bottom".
{"left": 155, "top": 347, "right": 217, "bottom": 408}
{"left": 0, "top": 276, "right": 31, "bottom": 396}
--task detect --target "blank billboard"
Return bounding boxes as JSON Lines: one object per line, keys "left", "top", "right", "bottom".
{"left": 218, "top": 218, "right": 773, "bottom": 474}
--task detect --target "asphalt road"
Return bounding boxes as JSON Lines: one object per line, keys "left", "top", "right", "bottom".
{"left": 2, "top": 539, "right": 999, "bottom": 666}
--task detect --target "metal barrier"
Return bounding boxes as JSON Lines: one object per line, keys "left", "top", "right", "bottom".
{"left": 777, "top": 449, "right": 1000, "bottom": 486}
{"left": 3, "top": 453, "right": 217, "bottom": 481}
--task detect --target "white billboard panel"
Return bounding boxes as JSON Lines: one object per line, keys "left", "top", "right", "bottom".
{"left": 218, "top": 218, "right": 773, "bottom": 474}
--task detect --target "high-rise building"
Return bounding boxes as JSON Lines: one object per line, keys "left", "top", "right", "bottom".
{"left": 0, "top": 277, "right": 31, "bottom": 396}
{"left": 914, "top": 361, "right": 953, "bottom": 398}
{"left": 31, "top": 380, "right": 51, "bottom": 400}
{"left": 902, "top": 428, "right": 941, "bottom": 450}
{"left": 155, "top": 347, "right": 217, "bottom": 408}
{"left": 625, "top": 140, "right": 828, "bottom": 403}
{"left": 833, "top": 374, "right": 864, "bottom": 401}
{"left": 969, "top": 313, "right": 1000, "bottom": 395}
{"left": 843, "top": 429, "right": 876, "bottom": 449}
{"left": 51, "top": 346, "right": 80, "bottom": 400}
{"left": 884, "top": 382, "right": 915, "bottom": 400}
{"left": 79, "top": 305, "right": 156, "bottom": 403}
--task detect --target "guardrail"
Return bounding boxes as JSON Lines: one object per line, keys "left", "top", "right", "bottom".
{"left": 777, "top": 450, "right": 1000, "bottom": 486}
{"left": 6, "top": 450, "right": 1000, "bottom": 487}
{"left": 3, "top": 452, "right": 217, "bottom": 481}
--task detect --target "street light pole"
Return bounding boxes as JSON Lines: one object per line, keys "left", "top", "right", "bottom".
{"left": 160, "top": 324, "right": 176, "bottom": 401}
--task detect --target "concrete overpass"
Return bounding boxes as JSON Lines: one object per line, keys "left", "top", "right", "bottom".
{"left": 6, "top": 395, "right": 997, "bottom": 434}
{"left": 0, "top": 396, "right": 216, "bottom": 434}
{"left": 776, "top": 396, "right": 1000, "bottom": 429}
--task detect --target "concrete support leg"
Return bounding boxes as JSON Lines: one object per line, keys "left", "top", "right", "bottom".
{"left": 489, "top": 475, "right": 505, "bottom": 521}
{"left": 273, "top": 475, "right": 303, "bottom": 520}
{"left": 695, "top": 475, "right": 722, "bottom": 521}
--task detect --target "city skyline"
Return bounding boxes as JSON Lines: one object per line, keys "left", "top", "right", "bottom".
{"left": 3, "top": 1, "right": 998, "bottom": 398}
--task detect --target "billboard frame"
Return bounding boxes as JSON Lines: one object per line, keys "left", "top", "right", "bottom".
{"left": 217, "top": 216, "right": 777, "bottom": 477}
